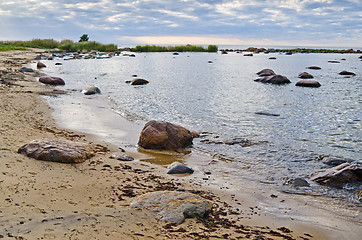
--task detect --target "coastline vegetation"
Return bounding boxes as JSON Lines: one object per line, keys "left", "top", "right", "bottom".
{"left": 132, "top": 44, "right": 218, "bottom": 52}
{"left": 0, "top": 39, "right": 118, "bottom": 52}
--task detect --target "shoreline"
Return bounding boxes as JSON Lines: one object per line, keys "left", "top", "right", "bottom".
{"left": 0, "top": 49, "right": 360, "bottom": 239}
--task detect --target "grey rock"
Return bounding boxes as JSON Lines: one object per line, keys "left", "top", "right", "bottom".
{"left": 130, "top": 191, "right": 212, "bottom": 225}
{"left": 167, "top": 161, "right": 194, "bottom": 174}
{"left": 39, "top": 76, "right": 65, "bottom": 85}
{"left": 82, "top": 86, "right": 101, "bottom": 95}
{"left": 37, "top": 62, "right": 47, "bottom": 68}
{"left": 298, "top": 72, "right": 314, "bottom": 79}
{"left": 295, "top": 80, "right": 321, "bottom": 88}
{"left": 257, "top": 69, "right": 276, "bottom": 77}
{"left": 19, "top": 67, "right": 34, "bottom": 72}
{"left": 110, "top": 152, "right": 134, "bottom": 161}
{"left": 18, "top": 139, "right": 94, "bottom": 163}
{"left": 322, "top": 157, "right": 348, "bottom": 166}
{"left": 285, "top": 178, "right": 310, "bottom": 187}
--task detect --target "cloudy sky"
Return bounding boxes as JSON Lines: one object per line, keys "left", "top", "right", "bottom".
{"left": 0, "top": 0, "right": 361, "bottom": 47}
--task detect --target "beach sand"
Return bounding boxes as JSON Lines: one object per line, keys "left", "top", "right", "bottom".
{"left": 0, "top": 49, "right": 359, "bottom": 239}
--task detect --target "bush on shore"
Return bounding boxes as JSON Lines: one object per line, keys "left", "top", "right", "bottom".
{"left": 0, "top": 39, "right": 118, "bottom": 52}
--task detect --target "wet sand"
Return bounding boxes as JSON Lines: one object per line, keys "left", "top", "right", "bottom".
{"left": 0, "top": 49, "right": 360, "bottom": 239}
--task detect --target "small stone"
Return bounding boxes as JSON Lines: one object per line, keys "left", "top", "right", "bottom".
{"left": 167, "top": 162, "right": 194, "bottom": 174}
{"left": 82, "top": 86, "right": 101, "bottom": 95}
{"left": 298, "top": 72, "right": 314, "bottom": 79}
{"left": 37, "top": 62, "right": 46, "bottom": 68}
{"left": 306, "top": 66, "right": 321, "bottom": 70}
{"left": 39, "top": 76, "right": 65, "bottom": 85}
{"left": 110, "top": 152, "right": 134, "bottom": 161}
{"left": 130, "top": 78, "right": 149, "bottom": 85}
{"left": 19, "top": 67, "right": 34, "bottom": 72}
{"left": 339, "top": 71, "right": 355, "bottom": 76}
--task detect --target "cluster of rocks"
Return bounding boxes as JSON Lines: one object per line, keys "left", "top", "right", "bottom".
{"left": 254, "top": 69, "right": 291, "bottom": 84}
{"left": 219, "top": 47, "right": 361, "bottom": 54}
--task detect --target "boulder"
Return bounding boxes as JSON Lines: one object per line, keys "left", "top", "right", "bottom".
{"left": 321, "top": 157, "right": 348, "bottom": 166}
{"left": 130, "top": 78, "right": 149, "bottom": 85}
{"left": 37, "top": 62, "right": 47, "bottom": 68}
{"left": 19, "top": 67, "right": 34, "bottom": 72}
{"left": 138, "top": 121, "right": 194, "bottom": 150}
{"left": 130, "top": 191, "right": 212, "bottom": 225}
{"left": 328, "top": 60, "right": 340, "bottom": 63}
{"left": 311, "top": 163, "right": 362, "bottom": 188}
{"left": 339, "top": 71, "right": 356, "bottom": 76}
{"left": 82, "top": 86, "right": 101, "bottom": 95}
{"left": 257, "top": 69, "right": 276, "bottom": 77}
{"left": 167, "top": 161, "right": 194, "bottom": 174}
{"left": 295, "top": 80, "right": 321, "bottom": 88}
{"left": 298, "top": 72, "right": 314, "bottom": 79}
{"left": 254, "top": 75, "right": 291, "bottom": 84}
{"left": 18, "top": 139, "right": 94, "bottom": 163}
{"left": 39, "top": 76, "right": 65, "bottom": 85}
{"left": 269, "top": 57, "right": 276, "bottom": 60}
{"left": 306, "top": 66, "right": 321, "bottom": 70}
{"left": 55, "top": 62, "right": 63, "bottom": 65}
{"left": 110, "top": 152, "right": 134, "bottom": 161}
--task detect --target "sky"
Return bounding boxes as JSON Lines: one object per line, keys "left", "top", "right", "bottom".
{"left": 0, "top": 0, "right": 361, "bottom": 47}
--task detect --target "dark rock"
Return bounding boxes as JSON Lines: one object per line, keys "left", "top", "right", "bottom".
{"left": 55, "top": 63, "right": 63, "bottom": 65}
{"left": 285, "top": 52, "right": 293, "bottom": 55}
{"left": 257, "top": 69, "right": 276, "bottom": 77}
{"left": 339, "top": 71, "right": 356, "bottom": 76}
{"left": 130, "top": 191, "right": 212, "bottom": 225}
{"left": 359, "top": 55, "right": 362, "bottom": 59}
{"left": 37, "top": 62, "right": 46, "bottom": 68}
{"left": 110, "top": 152, "right": 134, "bottom": 161}
{"left": 321, "top": 157, "right": 348, "bottom": 166}
{"left": 358, "top": 190, "right": 362, "bottom": 202}
{"left": 269, "top": 57, "right": 276, "bottom": 60}
{"left": 328, "top": 60, "right": 340, "bottom": 63}
{"left": 311, "top": 163, "right": 362, "bottom": 188}
{"left": 18, "top": 139, "right": 94, "bottom": 163}
{"left": 295, "top": 80, "right": 321, "bottom": 88}
{"left": 129, "top": 54, "right": 136, "bottom": 57}
{"left": 173, "top": 52, "right": 179, "bottom": 55}
{"left": 167, "top": 161, "right": 194, "bottom": 174}
{"left": 306, "top": 66, "right": 321, "bottom": 70}
{"left": 138, "top": 121, "right": 193, "bottom": 150}
{"left": 255, "top": 75, "right": 291, "bottom": 84}
{"left": 19, "top": 67, "right": 34, "bottom": 73}
{"left": 298, "top": 72, "right": 314, "bottom": 79}
{"left": 208, "top": 61, "right": 213, "bottom": 63}
{"left": 39, "top": 76, "right": 65, "bottom": 85}
{"left": 255, "top": 111, "right": 280, "bottom": 117}
{"left": 132, "top": 74, "right": 138, "bottom": 77}
{"left": 82, "top": 86, "right": 101, "bottom": 95}
{"left": 130, "top": 78, "right": 149, "bottom": 85}
{"left": 244, "top": 53, "right": 253, "bottom": 56}
{"left": 284, "top": 178, "right": 310, "bottom": 187}
{"left": 221, "top": 51, "right": 228, "bottom": 54}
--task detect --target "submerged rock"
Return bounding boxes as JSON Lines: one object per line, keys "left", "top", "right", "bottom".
{"left": 18, "top": 139, "right": 94, "bottom": 163}
{"left": 138, "top": 120, "right": 194, "bottom": 150}
{"left": 167, "top": 161, "right": 194, "bottom": 174}
{"left": 328, "top": 60, "right": 340, "bottom": 63}
{"left": 321, "top": 157, "right": 348, "bottom": 166}
{"left": 255, "top": 111, "right": 280, "bottom": 117}
{"left": 82, "top": 86, "right": 101, "bottom": 95}
{"left": 19, "top": 67, "right": 34, "bottom": 72}
{"left": 311, "top": 163, "right": 362, "bottom": 188}
{"left": 130, "top": 78, "right": 149, "bottom": 85}
{"left": 130, "top": 191, "right": 212, "bottom": 225}
{"left": 39, "top": 76, "right": 65, "bottom": 85}
{"left": 295, "top": 80, "right": 321, "bottom": 88}
{"left": 257, "top": 69, "right": 276, "bottom": 76}
{"left": 255, "top": 75, "right": 291, "bottom": 84}
{"left": 298, "top": 72, "right": 314, "bottom": 79}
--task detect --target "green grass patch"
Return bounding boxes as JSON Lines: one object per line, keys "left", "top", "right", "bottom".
{"left": 132, "top": 44, "right": 218, "bottom": 52}
{"left": 0, "top": 44, "right": 27, "bottom": 52}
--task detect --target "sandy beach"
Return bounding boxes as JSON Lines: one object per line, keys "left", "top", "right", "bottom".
{"left": 0, "top": 49, "right": 360, "bottom": 239}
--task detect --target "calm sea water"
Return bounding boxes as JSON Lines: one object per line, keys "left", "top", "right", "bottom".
{"left": 41, "top": 51, "right": 361, "bottom": 202}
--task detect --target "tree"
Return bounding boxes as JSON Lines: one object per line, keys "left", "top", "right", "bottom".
{"left": 79, "top": 34, "right": 89, "bottom": 42}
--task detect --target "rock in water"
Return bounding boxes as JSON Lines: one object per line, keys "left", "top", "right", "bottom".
{"left": 138, "top": 120, "right": 194, "bottom": 150}
{"left": 254, "top": 75, "right": 291, "bottom": 84}
{"left": 37, "top": 62, "right": 47, "bottom": 68}
{"left": 167, "top": 161, "right": 194, "bottom": 174}
{"left": 256, "top": 69, "right": 276, "bottom": 76}
{"left": 295, "top": 80, "right": 321, "bottom": 88}
{"left": 82, "top": 86, "right": 101, "bottom": 95}
{"left": 311, "top": 163, "right": 362, "bottom": 188}
{"left": 130, "top": 191, "right": 212, "bottom": 225}
{"left": 18, "top": 139, "right": 94, "bottom": 163}
{"left": 298, "top": 72, "right": 314, "bottom": 79}
{"left": 306, "top": 66, "right": 321, "bottom": 70}
{"left": 130, "top": 78, "right": 149, "bottom": 85}
{"left": 339, "top": 71, "right": 356, "bottom": 76}
{"left": 39, "top": 76, "right": 65, "bottom": 85}
{"left": 19, "top": 67, "right": 34, "bottom": 72}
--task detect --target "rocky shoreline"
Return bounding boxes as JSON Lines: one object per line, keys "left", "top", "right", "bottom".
{"left": 0, "top": 49, "right": 360, "bottom": 239}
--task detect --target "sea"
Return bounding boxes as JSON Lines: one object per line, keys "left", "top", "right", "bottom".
{"left": 39, "top": 46, "right": 361, "bottom": 206}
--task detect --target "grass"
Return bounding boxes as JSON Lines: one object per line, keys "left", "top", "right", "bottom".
{"left": 132, "top": 44, "right": 218, "bottom": 52}
{"left": 0, "top": 39, "right": 118, "bottom": 52}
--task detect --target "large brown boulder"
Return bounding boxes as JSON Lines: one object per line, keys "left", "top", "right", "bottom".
{"left": 138, "top": 121, "right": 194, "bottom": 150}
{"left": 254, "top": 75, "right": 291, "bottom": 84}
{"left": 339, "top": 70, "right": 355, "bottom": 76}
{"left": 39, "top": 76, "right": 65, "bottom": 85}
{"left": 311, "top": 163, "right": 362, "bottom": 188}
{"left": 18, "top": 139, "right": 94, "bottom": 163}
